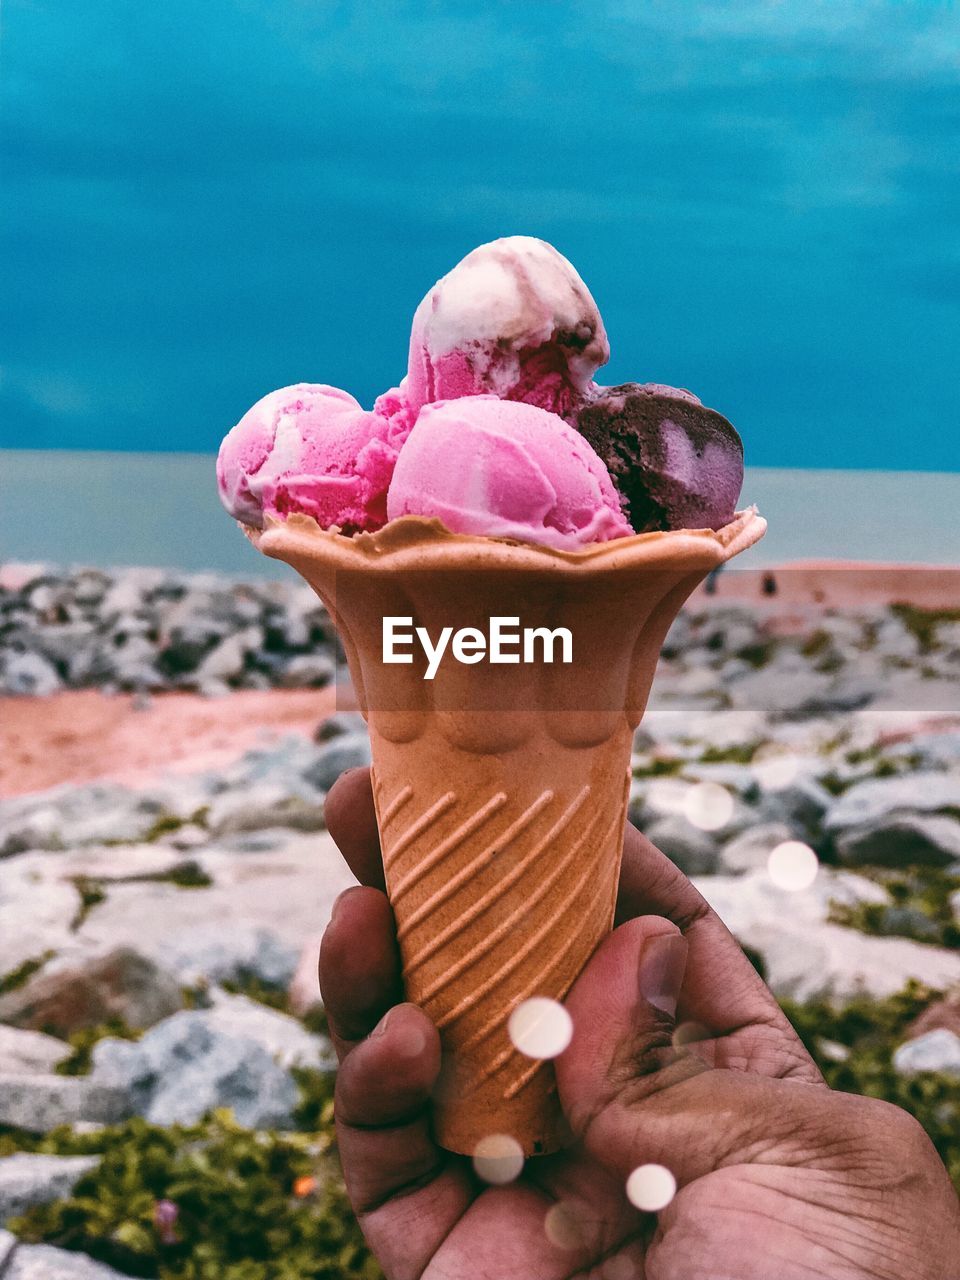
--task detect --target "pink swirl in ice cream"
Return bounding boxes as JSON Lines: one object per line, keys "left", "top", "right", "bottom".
{"left": 216, "top": 384, "right": 412, "bottom": 533}
{"left": 405, "top": 236, "right": 609, "bottom": 420}
{"left": 387, "top": 396, "right": 632, "bottom": 551}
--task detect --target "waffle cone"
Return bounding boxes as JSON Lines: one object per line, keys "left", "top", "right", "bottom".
{"left": 250, "top": 509, "right": 765, "bottom": 1155}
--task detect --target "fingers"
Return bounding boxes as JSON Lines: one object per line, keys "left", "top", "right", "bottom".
{"left": 318, "top": 885, "right": 401, "bottom": 1057}
{"left": 335, "top": 1002, "right": 474, "bottom": 1276}
{"left": 324, "top": 766, "right": 384, "bottom": 890}
{"left": 557, "top": 918, "right": 822, "bottom": 1188}
{"left": 616, "top": 824, "right": 822, "bottom": 1084}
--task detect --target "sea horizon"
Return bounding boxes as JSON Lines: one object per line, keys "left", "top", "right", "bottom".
{"left": 2, "top": 449, "right": 958, "bottom": 576}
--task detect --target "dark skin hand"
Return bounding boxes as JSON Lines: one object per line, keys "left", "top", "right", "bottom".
{"left": 320, "top": 767, "right": 960, "bottom": 1280}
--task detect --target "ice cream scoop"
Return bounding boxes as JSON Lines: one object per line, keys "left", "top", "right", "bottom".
{"left": 575, "top": 383, "right": 744, "bottom": 533}
{"left": 406, "top": 236, "right": 608, "bottom": 420}
{"left": 217, "top": 384, "right": 413, "bottom": 533}
{"left": 386, "top": 395, "right": 632, "bottom": 551}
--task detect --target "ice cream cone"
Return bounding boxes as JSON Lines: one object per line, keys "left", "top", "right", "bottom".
{"left": 250, "top": 509, "right": 765, "bottom": 1156}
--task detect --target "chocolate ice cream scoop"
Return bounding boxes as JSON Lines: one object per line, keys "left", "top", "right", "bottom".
{"left": 575, "top": 383, "right": 744, "bottom": 532}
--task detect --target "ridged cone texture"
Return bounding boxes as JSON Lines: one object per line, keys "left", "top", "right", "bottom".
{"left": 250, "top": 510, "right": 765, "bottom": 1155}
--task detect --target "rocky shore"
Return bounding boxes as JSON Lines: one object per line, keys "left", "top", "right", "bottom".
{"left": 0, "top": 565, "right": 958, "bottom": 1277}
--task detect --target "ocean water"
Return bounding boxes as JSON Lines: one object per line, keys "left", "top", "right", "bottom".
{"left": 3, "top": 3, "right": 960, "bottom": 472}
{"left": 1, "top": 451, "right": 957, "bottom": 576}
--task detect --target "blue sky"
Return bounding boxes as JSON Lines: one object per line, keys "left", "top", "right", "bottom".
{"left": 2, "top": 0, "right": 959, "bottom": 469}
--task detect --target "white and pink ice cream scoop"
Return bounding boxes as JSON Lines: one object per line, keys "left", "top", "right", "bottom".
{"left": 216, "top": 383, "right": 413, "bottom": 533}
{"left": 405, "top": 235, "right": 609, "bottom": 420}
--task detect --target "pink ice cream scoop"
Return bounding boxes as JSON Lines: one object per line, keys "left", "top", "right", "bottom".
{"left": 406, "top": 236, "right": 609, "bottom": 421}
{"left": 216, "top": 384, "right": 413, "bottom": 533}
{"left": 386, "top": 396, "right": 633, "bottom": 551}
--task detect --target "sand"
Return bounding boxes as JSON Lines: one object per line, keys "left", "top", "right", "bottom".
{"left": 0, "top": 686, "right": 356, "bottom": 798}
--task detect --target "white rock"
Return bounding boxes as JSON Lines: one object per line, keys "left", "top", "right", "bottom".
{"left": 0, "top": 1075, "right": 131, "bottom": 1133}
{"left": 730, "top": 668, "right": 876, "bottom": 720}
{"left": 679, "top": 763, "right": 760, "bottom": 799}
{"left": 287, "top": 936, "right": 324, "bottom": 1017}
{"left": 0, "top": 1153, "right": 99, "bottom": 1221}
{"left": 642, "top": 707, "right": 766, "bottom": 753}
{"left": 91, "top": 1012, "right": 299, "bottom": 1128}
{"left": 205, "top": 989, "right": 334, "bottom": 1069}
{"left": 873, "top": 616, "right": 920, "bottom": 661}
{"left": 279, "top": 653, "right": 335, "bottom": 688}
{"left": 721, "top": 823, "right": 795, "bottom": 874}
{"left": 0, "top": 803, "right": 64, "bottom": 857}
{"left": 302, "top": 734, "right": 372, "bottom": 792}
{"left": 5, "top": 1242, "right": 134, "bottom": 1278}
{"left": 893, "top": 1029, "right": 960, "bottom": 1078}
{"left": 642, "top": 815, "right": 719, "bottom": 876}
{"left": 76, "top": 835, "right": 354, "bottom": 986}
{"left": 694, "top": 870, "right": 960, "bottom": 1002}
{"left": 1, "top": 652, "right": 62, "bottom": 695}
{"left": 0, "top": 1230, "right": 15, "bottom": 1270}
{"left": 756, "top": 772, "right": 832, "bottom": 838}
{"left": 0, "top": 853, "right": 78, "bottom": 978}
{"left": 195, "top": 627, "right": 263, "bottom": 682}
{"left": 206, "top": 787, "right": 324, "bottom": 836}
{"left": 655, "top": 667, "right": 724, "bottom": 702}
{"left": 835, "top": 814, "right": 960, "bottom": 867}
{"left": 825, "top": 773, "right": 960, "bottom": 832}
{"left": 0, "top": 1025, "right": 71, "bottom": 1075}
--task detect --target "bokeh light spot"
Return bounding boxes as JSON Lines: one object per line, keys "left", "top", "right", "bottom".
{"left": 767, "top": 840, "right": 819, "bottom": 891}
{"left": 684, "top": 781, "right": 734, "bottom": 831}
{"left": 672, "top": 1020, "right": 710, "bottom": 1055}
{"left": 508, "top": 997, "right": 573, "bottom": 1060}
{"left": 626, "top": 1163, "right": 677, "bottom": 1212}
{"left": 472, "top": 1134, "right": 524, "bottom": 1185}
{"left": 544, "top": 1200, "right": 588, "bottom": 1250}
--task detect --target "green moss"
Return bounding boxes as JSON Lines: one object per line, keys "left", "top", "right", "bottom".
{"left": 890, "top": 603, "right": 960, "bottom": 654}
{"left": 301, "top": 1006, "right": 330, "bottom": 1039}
{"left": 4, "top": 1099, "right": 380, "bottom": 1279}
{"left": 699, "top": 742, "right": 761, "bottom": 765}
{"left": 632, "top": 756, "right": 683, "bottom": 778}
{"left": 801, "top": 629, "right": 832, "bottom": 658}
{"left": 70, "top": 876, "right": 108, "bottom": 930}
{"left": 220, "top": 975, "right": 289, "bottom": 1012}
{"left": 55, "top": 1020, "right": 142, "bottom": 1077}
{"left": 828, "top": 869, "right": 960, "bottom": 948}
{"left": 737, "top": 641, "right": 776, "bottom": 669}
{"left": 780, "top": 982, "right": 960, "bottom": 1190}
{"left": 818, "top": 770, "right": 849, "bottom": 797}
{"left": 0, "top": 951, "right": 55, "bottom": 996}
{"left": 142, "top": 808, "right": 211, "bottom": 844}
{"left": 161, "top": 861, "right": 214, "bottom": 889}
{"left": 142, "top": 815, "right": 189, "bottom": 843}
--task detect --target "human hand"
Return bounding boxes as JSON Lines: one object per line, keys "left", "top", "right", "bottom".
{"left": 320, "top": 767, "right": 960, "bottom": 1280}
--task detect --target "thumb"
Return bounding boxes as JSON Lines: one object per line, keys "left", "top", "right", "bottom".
{"left": 557, "top": 917, "right": 694, "bottom": 1140}
{"left": 557, "top": 917, "right": 777, "bottom": 1188}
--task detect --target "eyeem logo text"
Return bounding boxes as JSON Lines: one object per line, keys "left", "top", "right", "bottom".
{"left": 383, "top": 616, "right": 573, "bottom": 680}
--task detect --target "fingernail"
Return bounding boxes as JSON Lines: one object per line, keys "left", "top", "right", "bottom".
{"left": 372, "top": 1008, "right": 393, "bottom": 1037}
{"left": 639, "top": 934, "right": 688, "bottom": 1019}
